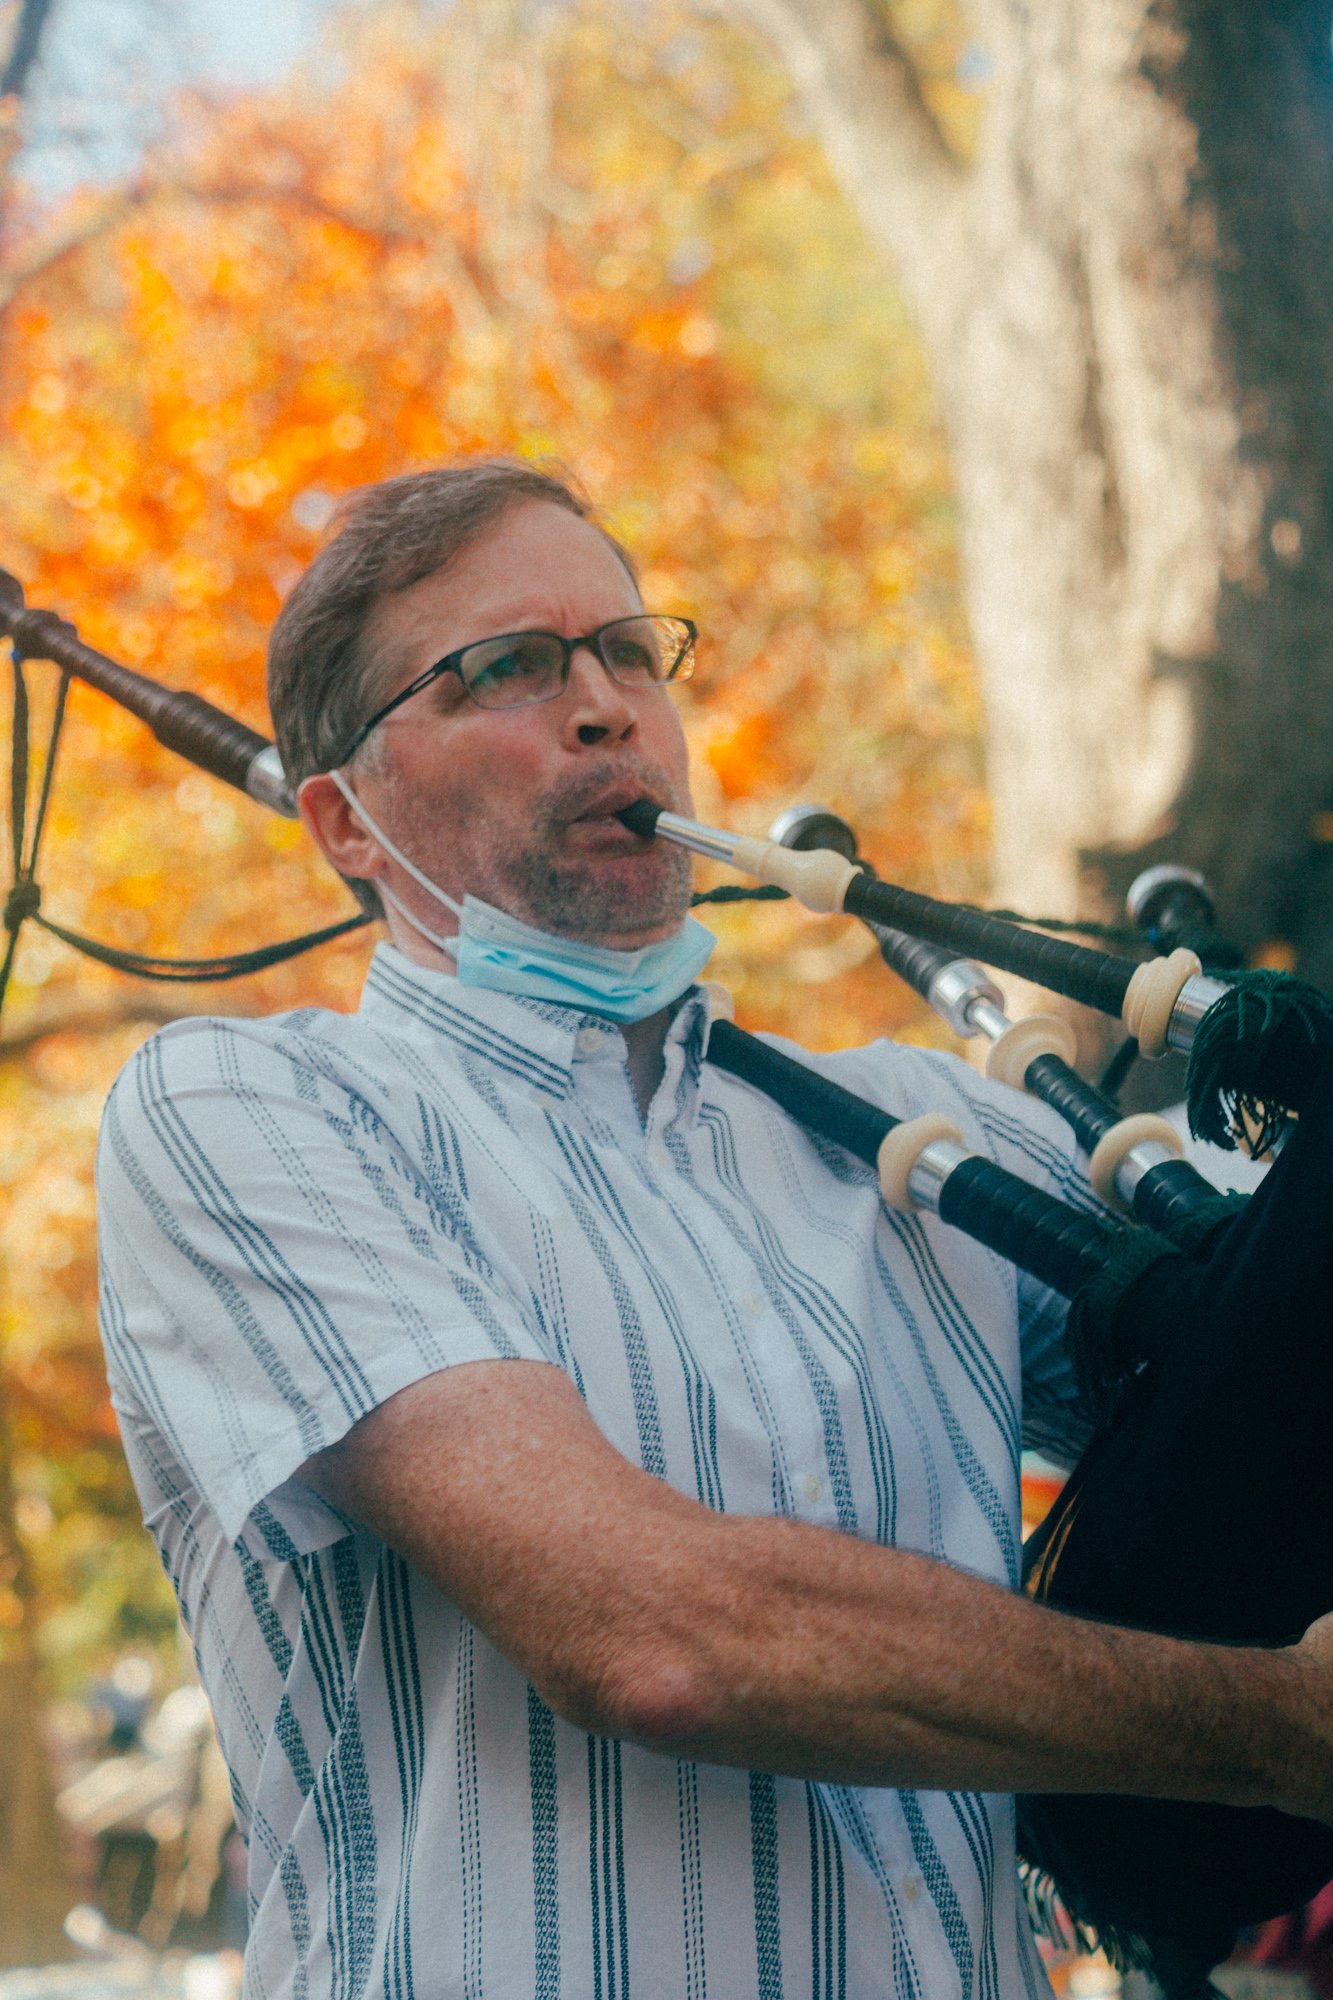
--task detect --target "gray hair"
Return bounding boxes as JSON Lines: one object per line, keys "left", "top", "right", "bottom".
{"left": 266, "top": 458, "right": 636, "bottom": 916}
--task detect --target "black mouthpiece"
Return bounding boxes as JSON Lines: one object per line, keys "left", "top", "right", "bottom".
{"left": 617, "top": 800, "right": 661, "bottom": 838}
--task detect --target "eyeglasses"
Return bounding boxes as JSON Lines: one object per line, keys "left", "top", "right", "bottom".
{"left": 336, "top": 614, "right": 697, "bottom": 762}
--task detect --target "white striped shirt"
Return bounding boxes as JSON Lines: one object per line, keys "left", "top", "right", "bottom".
{"left": 96, "top": 944, "right": 1096, "bottom": 2000}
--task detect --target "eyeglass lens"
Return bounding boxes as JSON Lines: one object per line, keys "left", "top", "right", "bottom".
{"left": 462, "top": 617, "right": 691, "bottom": 709}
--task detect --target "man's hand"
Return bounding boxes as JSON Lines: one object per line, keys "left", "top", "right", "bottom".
{"left": 1284, "top": 1611, "right": 1333, "bottom": 1826}
{"left": 1296, "top": 1608, "right": 1333, "bottom": 1673}
{"left": 304, "top": 1355, "right": 1333, "bottom": 1815}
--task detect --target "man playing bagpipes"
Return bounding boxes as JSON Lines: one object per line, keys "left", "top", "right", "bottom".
{"left": 93, "top": 459, "right": 1333, "bottom": 2000}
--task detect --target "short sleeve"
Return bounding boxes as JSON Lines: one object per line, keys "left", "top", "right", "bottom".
{"left": 96, "top": 1016, "right": 553, "bottom": 1545}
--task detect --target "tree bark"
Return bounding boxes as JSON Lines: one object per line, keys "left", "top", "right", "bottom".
{"left": 0, "top": 3, "right": 82, "bottom": 1959}
{"left": 717, "top": 0, "right": 1333, "bottom": 983}
{"left": 0, "top": 1424, "right": 74, "bottom": 1967}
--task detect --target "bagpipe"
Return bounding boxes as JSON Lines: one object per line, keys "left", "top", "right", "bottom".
{"left": 619, "top": 800, "right": 1333, "bottom": 1996}
{"left": 3, "top": 568, "right": 1332, "bottom": 1997}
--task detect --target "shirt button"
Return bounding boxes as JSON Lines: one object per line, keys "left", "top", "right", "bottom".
{"left": 740, "top": 1290, "right": 764, "bottom": 1318}
{"left": 802, "top": 1473, "right": 823, "bottom": 1504}
{"left": 650, "top": 1140, "right": 670, "bottom": 1169}
{"left": 576, "top": 1026, "right": 606, "bottom": 1056}
{"left": 901, "top": 1874, "right": 921, "bottom": 1905}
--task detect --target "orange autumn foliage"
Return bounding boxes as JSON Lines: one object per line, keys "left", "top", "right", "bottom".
{"left": 0, "top": 0, "right": 983, "bottom": 1673}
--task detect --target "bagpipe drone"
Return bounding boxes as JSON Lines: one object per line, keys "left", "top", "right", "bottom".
{"left": 3, "top": 567, "right": 1332, "bottom": 1997}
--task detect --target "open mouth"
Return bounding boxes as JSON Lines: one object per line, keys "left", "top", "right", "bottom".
{"left": 571, "top": 786, "right": 660, "bottom": 832}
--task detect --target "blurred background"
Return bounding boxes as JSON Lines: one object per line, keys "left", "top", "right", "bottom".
{"left": 0, "top": 1, "right": 1330, "bottom": 1992}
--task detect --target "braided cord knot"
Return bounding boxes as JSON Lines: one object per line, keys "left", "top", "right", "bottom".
{"left": 3, "top": 878, "right": 41, "bottom": 933}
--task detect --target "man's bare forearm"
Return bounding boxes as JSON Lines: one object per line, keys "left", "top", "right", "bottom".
{"left": 309, "top": 1360, "right": 1333, "bottom": 1823}
{"left": 591, "top": 1508, "right": 1328, "bottom": 1821}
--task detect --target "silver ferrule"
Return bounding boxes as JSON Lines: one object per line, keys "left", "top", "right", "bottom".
{"left": 964, "top": 997, "right": 1010, "bottom": 1042}
{"left": 247, "top": 744, "right": 299, "bottom": 818}
{"left": 650, "top": 808, "right": 740, "bottom": 865}
{"left": 1112, "top": 1138, "right": 1183, "bottom": 1204}
{"left": 1126, "top": 863, "right": 1208, "bottom": 927}
{"left": 925, "top": 959, "right": 1006, "bottom": 1040}
{"left": 905, "top": 1138, "right": 970, "bottom": 1212}
{"left": 1166, "top": 973, "right": 1231, "bottom": 1054}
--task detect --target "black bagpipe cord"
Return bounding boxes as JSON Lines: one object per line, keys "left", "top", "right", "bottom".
{"left": 0, "top": 645, "right": 371, "bottom": 1017}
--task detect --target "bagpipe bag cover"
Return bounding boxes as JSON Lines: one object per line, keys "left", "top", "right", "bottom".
{"left": 1018, "top": 1061, "right": 1333, "bottom": 1963}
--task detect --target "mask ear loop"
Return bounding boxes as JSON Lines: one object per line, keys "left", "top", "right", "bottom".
{"left": 327, "top": 768, "right": 463, "bottom": 959}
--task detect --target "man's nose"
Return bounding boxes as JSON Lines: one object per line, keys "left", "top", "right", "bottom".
{"left": 562, "top": 642, "right": 637, "bottom": 747}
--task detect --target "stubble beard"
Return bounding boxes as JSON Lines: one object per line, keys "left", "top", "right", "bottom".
{"left": 509, "top": 837, "right": 694, "bottom": 942}
{"left": 373, "top": 756, "right": 694, "bottom": 944}
{"left": 510, "top": 763, "right": 695, "bottom": 942}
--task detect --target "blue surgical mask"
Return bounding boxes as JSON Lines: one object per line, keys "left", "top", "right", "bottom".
{"left": 451, "top": 899, "right": 715, "bottom": 1021}
{"left": 328, "top": 770, "right": 714, "bottom": 1023}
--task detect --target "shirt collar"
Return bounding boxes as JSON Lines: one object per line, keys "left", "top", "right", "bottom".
{"left": 359, "top": 941, "right": 712, "bottom": 1109}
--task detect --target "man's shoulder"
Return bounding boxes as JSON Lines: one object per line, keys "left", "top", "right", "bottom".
{"left": 106, "top": 1003, "right": 348, "bottom": 1089}
{"left": 751, "top": 1028, "right": 1086, "bottom": 1187}
{"left": 754, "top": 1028, "right": 986, "bottom": 1119}
{"left": 98, "top": 1003, "right": 382, "bottom": 1156}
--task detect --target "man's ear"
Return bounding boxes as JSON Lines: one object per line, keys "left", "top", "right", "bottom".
{"left": 297, "top": 772, "right": 385, "bottom": 886}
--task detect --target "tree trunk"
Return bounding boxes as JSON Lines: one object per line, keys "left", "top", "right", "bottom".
{"left": 0, "top": 1415, "right": 74, "bottom": 1966}
{"left": 0, "top": 1660, "right": 75, "bottom": 1966}
{"left": 717, "top": 0, "right": 1333, "bottom": 983}
{"left": 0, "top": 1, "right": 80, "bottom": 1960}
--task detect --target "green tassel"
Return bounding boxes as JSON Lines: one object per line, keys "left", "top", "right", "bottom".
{"left": 1016, "top": 1858, "right": 1099, "bottom": 1957}
{"left": 1017, "top": 1838, "right": 1233, "bottom": 1996}
{"left": 1185, "top": 968, "right": 1333, "bottom": 1153}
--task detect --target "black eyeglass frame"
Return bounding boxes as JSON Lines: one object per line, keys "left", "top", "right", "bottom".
{"left": 332, "top": 614, "right": 698, "bottom": 766}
